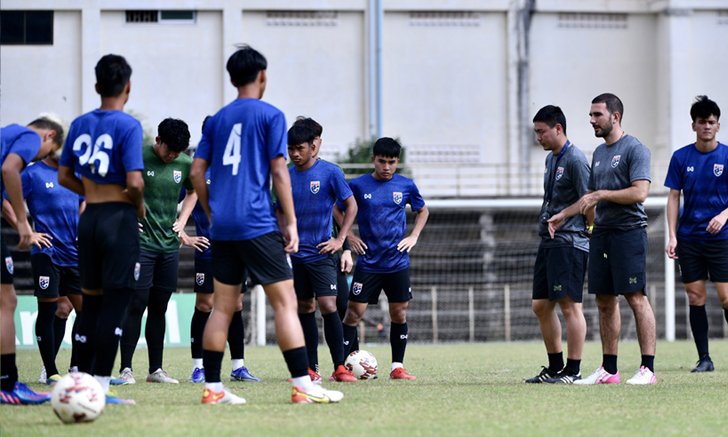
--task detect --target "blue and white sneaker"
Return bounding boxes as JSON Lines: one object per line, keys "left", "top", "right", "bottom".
{"left": 106, "top": 391, "right": 136, "bottom": 405}
{"left": 230, "top": 366, "right": 261, "bottom": 382}
{"left": 191, "top": 367, "right": 205, "bottom": 383}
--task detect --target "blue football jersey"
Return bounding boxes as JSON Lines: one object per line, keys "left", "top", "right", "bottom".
{"left": 349, "top": 173, "right": 425, "bottom": 273}
{"left": 1, "top": 124, "right": 41, "bottom": 194}
{"left": 664, "top": 142, "right": 728, "bottom": 241}
{"left": 20, "top": 161, "right": 82, "bottom": 266}
{"left": 194, "top": 98, "right": 287, "bottom": 240}
{"left": 289, "top": 159, "right": 353, "bottom": 263}
{"left": 60, "top": 109, "right": 144, "bottom": 186}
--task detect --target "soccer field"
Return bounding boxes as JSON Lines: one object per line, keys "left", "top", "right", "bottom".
{"left": 1, "top": 340, "right": 725, "bottom": 436}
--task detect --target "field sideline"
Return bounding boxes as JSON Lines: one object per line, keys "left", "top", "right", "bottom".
{"left": 1, "top": 340, "right": 726, "bottom": 436}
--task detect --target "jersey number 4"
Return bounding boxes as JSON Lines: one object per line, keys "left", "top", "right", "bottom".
{"left": 72, "top": 133, "right": 113, "bottom": 177}
{"left": 223, "top": 123, "right": 242, "bottom": 176}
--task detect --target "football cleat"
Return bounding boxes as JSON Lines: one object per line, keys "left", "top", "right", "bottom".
{"left": 291, "top": 385, "right": 344, "bottom": 404}
{"left": 191, "top": 367, "right": 206, "bottom": 383}
{"left": 525, "top": 366, "right": 560, "bottom": 383}
{"left": 546, "top": 370, "right": 581, "bottom": 384}
{"left": 106, "top": 391, "right": 136, "bottom": 405}
{"left": 626, "top": 366, "right": 657, "bottom": 385}
{"left": 230, "top": 366, "right": 261, "bottom": 382}
{"left": 46, "top": 374, "right": 62, "bottom": 385}
{"left": 0, "top": 382, "right": 51, "bottom": 405}
{"left": 146, "top": 368, "right": 179, "bottom": 384}
{"left": 329, "top": 365, "right": 357, "bottom": 382}
{"left": 574, "top": 366, "right": 620, "bottom": 385}
{"left": 691, "top": 356, "right": 714, "bottom": 373}
{"left": 118, "top": 367, "right": 136, "bottom": 385}
{"left": 389, "top": 367, "right": 416, "bottom": 380}
{"left": 201, "top": 388, "right": 246, "bottom": 405}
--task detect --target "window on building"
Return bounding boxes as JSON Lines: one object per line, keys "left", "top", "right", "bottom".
{"left": 126, "top": 10, "right": 196, "bottom": 24}
{"left": 0, "top": 10, "right": 53, "bottom": 45}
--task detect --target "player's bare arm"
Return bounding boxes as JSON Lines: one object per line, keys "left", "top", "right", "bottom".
{"left": 707, "top": 206, "right": 728, "bottom": 235}
{"left": 58, "top": 165, "right": 85, "bottom": 195}
{"left": 0, "top": 198, "right": 53, "bottom": 249}
{"left": 125, "top": 170, "right": 145, "bottom": 218}
{"left": 174, "top": 189, "right": 198, "bottom": 234}
{"left": 317, "top": 195, "right": 357, "bottom": 254}
{"left": 2, "top": 153, "right": 34, "bottom": 248}
{"left": 547, "top": 198, "right": 587, "bottom": 239}
{"left": 578, "top": 179, "right": 649, "bottom": 215}
{"left": 665, "top": 189, "right": 681, "bottom": 259}
{"left": 270, "top": 155, "right": 298, "bottom": 253}
{"left": 397, "top": 205, "right": 429, "bottom": 253}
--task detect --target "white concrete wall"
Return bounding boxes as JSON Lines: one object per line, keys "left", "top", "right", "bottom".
{"left": 99, "top": 10, "right": 224, "bottom": 142}
{"left": 240, "top": 10, "right": 366, "bottom": 160}
{"left": 0, "top": 11, "right": 82, "bottom": 127}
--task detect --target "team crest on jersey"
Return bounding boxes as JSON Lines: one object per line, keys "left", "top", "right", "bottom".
{"left": 39, "top": 276, "right": 50, "bottom": 290}
{"left": 611, "top": 155, "right": 621, "bottom": 168}
{"left": 196, "top": 273, "right": 205, "bottom": 286}
{"left": 352, "top": 282, "right": 363, "bottom": 296}
{"left": 310, "top": 180, "right": 321, "bottom": 194}
{"left": 714, "top": 164, "right": 724, "bottom": 177}
{"left": 173, "top": 170, "right": 182, "bottom": 184}
{"left": 555, "top": 167, "right": 564, "bottom": 181}
{"left": 134, "top": 262, "right": 141, "bottom": 281}
{"left": 4, "top": 257, "right": 13, "bottom": 275}
{"left": 393, "top": 192, "right": 403, "bottom": 205}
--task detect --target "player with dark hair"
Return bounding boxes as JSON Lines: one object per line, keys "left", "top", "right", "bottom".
{"left": 285, "top": 121, "right": 358, "bottom": 383}
{"left": 117, "top": 118, "right": 195, "bottom": 385}
{"left": 191, "top": 45, "right": 343, "bottom": 404}
{"left": 1, "top": 117, "right": 62, "bottom": 404}
{"left": 341, "top": 137, "right": 429, "bottom": 380}
{"left": 525, "top": 105, "right": 589, "bottom": 384}
{"left": 665, "top": 95, "right": 726, "bottom": 372}
{"left": 550, "top": 92, "right": 657, "bottom": 385}
{"left": 186, "top": 116, "right": 259, "bottom": 384}
{"left": 58, "top": 53, "right": 145, "bottom": 404}
{"left": 2, "top": 120, "right": 84, "bottom": 385}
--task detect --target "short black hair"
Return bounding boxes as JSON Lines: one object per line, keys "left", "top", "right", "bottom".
{"left": 287, "top": 124, "right": 316, "bottom": 146}
{"left": 293, "top": 117, "right": 323, "bottom": 137}
{"left": 592, "top": 93, "right": 624, "bottom": 120}
{"left": 690, "top": 95, "right": 721, "bottom": 122}
{"left": 372, "top": 137, "right": 401, "bottom": 158}
{"left": 158, "top": 118, "right": 190, "bottom": 153}
{"left": 28, "top": 117, "right": 65, "bottom": 147}
{"left": 95, "top": 54, "right": 132, "bottom": 97}
{"left": 532, "top": 105, "right": 567, "bottom": 135}
{"left": 226, "top": 45, "right": 267, "bottom": 88}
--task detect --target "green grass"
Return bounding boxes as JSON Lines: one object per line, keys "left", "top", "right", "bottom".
{"left": 1, "top": 340, "right": 725, "bottom": 436}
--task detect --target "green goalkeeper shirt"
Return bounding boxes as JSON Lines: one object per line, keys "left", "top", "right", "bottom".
{"left": 139, "top": 146, "right": 193, "bottom": 253}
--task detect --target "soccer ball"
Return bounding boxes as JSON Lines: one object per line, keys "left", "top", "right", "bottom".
{"left": 345, "top": 350, "right": 378, "bottom": 380}
{"left": 51, "top": 372, "right": 105, "bottom": 424}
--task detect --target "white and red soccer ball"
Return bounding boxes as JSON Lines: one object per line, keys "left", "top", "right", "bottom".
{"left": 345, "top": 350, "right": 378, "bottom": 380}
{"left": 51, "top": 372, "right": 105, "bottom": 424}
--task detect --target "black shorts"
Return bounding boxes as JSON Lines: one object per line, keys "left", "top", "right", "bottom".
{"left": 30, "top": 253, "right": 81, "bottom": 298}
{"left": 677, "top": 239, "right": 728, "bottom": 283}
{"left": 77, "top": 202, "right": 140, "bottom": 290}
{"left": 194, "top": 257, "right": 214, "bottom": 294}
{"left": 349, "top": 268, "right": 412, "bottom": 304}
{"left": 136, "top": 250, "right": 179, "bottom": 294}
{"left": 588, "top": 227, "right": 647, "bottom": 295}
{"left": 1, "top": 236, "right": 13, "bottom": 284}
{"left": 212, "top": 232, "right": 292, "bottom": 286}
{"left": 532, "top": 245, "right": 587, "bottom": 302}
{"left": 292, "top": 257, "right": 338, "bottom": 300}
